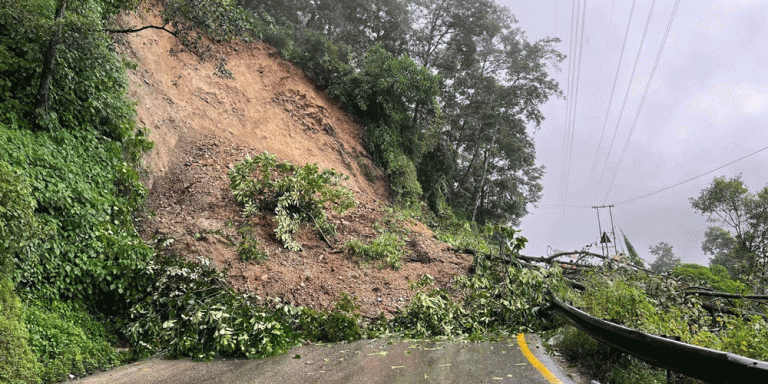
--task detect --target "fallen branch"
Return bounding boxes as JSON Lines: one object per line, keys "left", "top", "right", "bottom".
{"left": 684, "top": 290, "right": 768, "bottom": 301}
{"left": 106, "top": 24, "right": 176, "bottom": 35}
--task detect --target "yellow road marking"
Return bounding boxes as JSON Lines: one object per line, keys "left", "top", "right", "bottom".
{"left": 516, "top": 333, "right": 563, "bottom": 384}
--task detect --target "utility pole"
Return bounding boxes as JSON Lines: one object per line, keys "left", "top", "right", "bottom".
{"left": 592, "top": 204, "right": 618, "bottom": 257}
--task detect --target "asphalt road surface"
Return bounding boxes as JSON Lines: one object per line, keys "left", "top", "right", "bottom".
{"left": 67, "top": 334, "right": 585, "bottom": 384}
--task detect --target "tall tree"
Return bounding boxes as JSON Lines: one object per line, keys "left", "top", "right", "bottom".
{"left": 702, "top": 226, "right": 744, "bottom": 279}
{"left": 434, "top": 5, "right": 562, "bottom": 224}
{"left": 621, "top": 229, "right": 645, "bottom": 267}
{"left": 691, "top": 175, "right": 768, "bottom": 292}
{"left": 649, "top": 241, "right": 681, "bottom": 273}
{"left": 232, "top": 0, "right": 564, "bottom": 222}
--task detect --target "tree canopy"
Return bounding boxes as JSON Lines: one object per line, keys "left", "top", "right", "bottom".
{"left": 238, "top": 0, "right": 563, "bottom": 224}
{"left": 649, "top": 241, "right": 681, "bottom": 273}
{"left": 691, "top": 175, "right": 768, "bottom": 292}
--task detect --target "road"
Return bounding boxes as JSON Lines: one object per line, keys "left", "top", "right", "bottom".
{"left": 67, "top": 334, "right": 586, "bottom": 384}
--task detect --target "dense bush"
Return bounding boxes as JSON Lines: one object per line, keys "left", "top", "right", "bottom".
{"left": 673, "top": 263, "right": 751, "bottom": 295}
{"left": 0, "top": 126, "right": 154, "bottom": 310}
{"left": 391, "top": 229, "right": 570, "bottom": 338}
{"left": 286, "top": 29, "right": 354, "bottom": 91}
{"left": 346, "top": 232, "right": 406, "bottom": 270}
{"left": 126, "top": 255, "right": 299, "bottom": 360}
{"left": 0, "top": 272, "right": 39, "bottom": 384}
{"left": 297, "top": 293, "right": 363, "bottom": 342}
{"left": 25, "top": 300, "right": 121, "bottom": 383}
{"left": 229, "top": 152, "right": 355, "bottom": 251}
{"left": 0, "top": 160, "right": 37, "bottom": 384}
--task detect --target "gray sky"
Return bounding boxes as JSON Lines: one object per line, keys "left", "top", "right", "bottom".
{"left": 495, "top": 0, "right": 768, "bottom": 265}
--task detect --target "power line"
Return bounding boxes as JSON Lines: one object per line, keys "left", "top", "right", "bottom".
{"left": 595, "top": 0, "right": 657, "bottom": 194}
{"left": 563, "top": 0, "right": 588, "bottom": 208}
{"left": 587, "top": 0, "right": 637, "bottom": 184}
{"left": 536, "top": 204, "right": 593, "bottom": 210}
{"left": 614, "top": 145, "right": 768, "bottom": 206}
{"left": 560, "top": 0, "right": 579, "bottom": 208}
{"left": 604, "top": 0, "right": 681, "bottom": 202}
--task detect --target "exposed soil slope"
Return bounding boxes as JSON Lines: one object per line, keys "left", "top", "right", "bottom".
{"left": 117, "top": 9, "right": 471, "bottom": 317}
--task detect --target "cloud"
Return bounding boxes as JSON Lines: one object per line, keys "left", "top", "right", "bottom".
{"left": 674, "top": 81, "right": 768, "bottom": 133}
{"left": 693, "top": 2, "right": 760, "bottom": 32}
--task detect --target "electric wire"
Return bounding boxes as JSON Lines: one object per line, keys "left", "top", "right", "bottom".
{"left": 614, "top": 145, "right": 768, "bottom": 206}
{"left": 563, "top": 0, "right": 587, "bottom": 209}
{"left": 587, "top": 0, "right": 637, "bottom": 183}
{"left": 603, "top": 0, "right": 681, "bottom": 202}
{"left": 595, "top": 0, "right": 657, "bottom": 194}
{"left": 561, "top": 0, "right": 579, "bottom": 208}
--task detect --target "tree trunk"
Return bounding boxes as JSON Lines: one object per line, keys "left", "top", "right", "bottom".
{"left": 36, "top": 0, "right": 67, "bottom": 112}
{"left": 472, "top": 123, "right": 498, "bottom": 222}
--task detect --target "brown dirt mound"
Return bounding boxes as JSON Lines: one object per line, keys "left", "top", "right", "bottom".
{"left": 118, "top": 8, "right": 471, "bottom": 318}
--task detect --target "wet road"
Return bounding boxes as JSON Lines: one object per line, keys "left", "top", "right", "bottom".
{"left": 68, "top": 335, "right": 583, "bottom": 384}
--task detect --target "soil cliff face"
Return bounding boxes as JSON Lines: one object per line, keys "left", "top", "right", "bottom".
{"left": 118, "top": 9, "right": 471, "bottom": 317}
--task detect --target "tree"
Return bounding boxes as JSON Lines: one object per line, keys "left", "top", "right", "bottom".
{"left": 649, "top": 241, "right": 681, "bottom": 273}
{"left": 691, "top": 175, "right": 768, "bottom": 291}
{"left": 621, "top": 230, "right": 645, "bottom": 268}
{"left": 231, "top": 0, "right": 564, "bottom": 222}
{"left": 702, "top": 226, "right": 744, "bottom": 279}
{"left": 435, "top": 5, "right": 562, "bottom": 224}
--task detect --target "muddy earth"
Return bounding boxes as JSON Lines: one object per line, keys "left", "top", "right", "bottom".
{"left": 116, "top": 8, "right": 472, "bottom": 318}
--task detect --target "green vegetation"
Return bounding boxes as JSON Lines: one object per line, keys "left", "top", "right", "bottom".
{"left": 390, "top": 229, "right": 570, "bottom": 339}
{"left": 297, "top": 293, "right": 363, "bottom": 342}
{"left": 673, "top": 264, "right": 750, "bottom": 295}
{"left": 649, "top": 241, "right": 682, "bottom": 273}
{"left": 556, "top": 326, "right": 674, "bottom": 383}
{"left": 0, "top": 161, "right": 39, "bottom": 384}
{"left": 25, "top": 300, "right": 122, "bottom": 383}
{"left": 0, "top": 0, "right": 159, "bottom": 381}
{"left": 228, "top": 152, "right": 355, "bottom": 251}
{"left": 236, "top": 225, "right": 268, "bottom": 262}
{"left": 125, "top": 255, "right": 298, "bottom": 360}
{"left": 347, "top": 233, "right": 406, "bottom": 270}
{"left": 549, "top": 263, "right": 768, "bottom": 383}
{"left": 691, "top": 175, "right": 768, "bottom": 292}
{"left": 4, "top": 1, "right": 767, "bottom": 383}
{"left": 239, "top": 0, "right": 560, "bottom": 221}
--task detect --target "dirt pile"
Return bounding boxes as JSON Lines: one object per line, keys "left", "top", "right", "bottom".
{"left": 118, "top": 8, "right": 471, "bottom": 317}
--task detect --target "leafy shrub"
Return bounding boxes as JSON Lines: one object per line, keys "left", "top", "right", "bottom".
{"left": 716, "top": 315, "right": 768, "bottom": 361}
{"left": 0, "top": 275, "right": 40, "bottom": 384}
{"left": 392, "top": 275, "right": 469, "bottom": 338}
{"left": 391, "top": 233, "right": 569, "bottom": 339}
{"left": 237, "top": 225, "right": 268, "bottom": 262}
{"left": 0, "top": 160, "right": 37, "bottom": 384}
{"left": 385, "top": 151, "right": 423, "bottom": 208}
{"left": 673, "top": 263, "right": 750, "bottom": 295}
{"left": 286, "top": 29, "right": 354, "bottom": 91}
{"left": 25, "top": 300, "right": 120, "bottom": 383}
{"left": 555, "top": 326, "right": 682, "bottom": 384}
{"left": 126, "top": 255, "right": 299, "bottom": 360}
{"left": 0, "top": 126, "right": 154, "bottom": 310}
{"left": 346, "top": 232, "right": 405, "bottom": 270}
{"left": 434, "top": 214, "right": 492, "bottom": 255}
{"left": 577, "top": 275, "right": 656, "bottom": 328}
{"left": 298, "top": 293, "right": 363, "bottom": 342}
{"left": 229, "top": 152, "right": 355, "bottom": 251}
{"left": 555, "top": 326, "right": 615, "bottom": 378}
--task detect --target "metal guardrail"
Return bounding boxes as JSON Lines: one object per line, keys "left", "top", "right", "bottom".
{"left": 549, "top": 297, "right": 768, "bottom": 383}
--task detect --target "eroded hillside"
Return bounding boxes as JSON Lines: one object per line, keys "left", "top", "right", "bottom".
{"left": 117, "top": 9, "right": 471, "bottom": 317}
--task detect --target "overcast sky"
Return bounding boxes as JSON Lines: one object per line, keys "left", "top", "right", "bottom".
{"left": 494, "top": 0, "right": 768, "bottom": 265}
